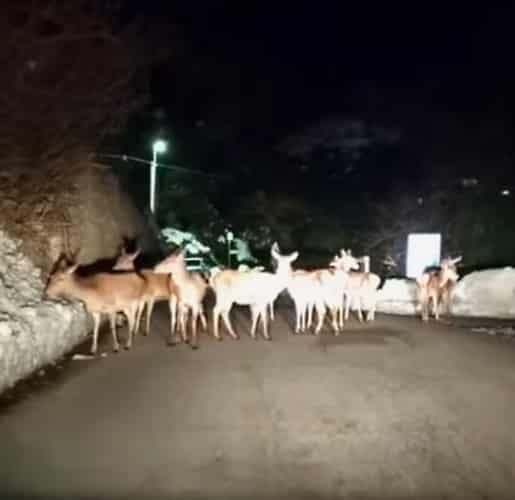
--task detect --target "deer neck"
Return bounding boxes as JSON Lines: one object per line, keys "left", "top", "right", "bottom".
{"left": 61, "top": 274, "right": 90, "bottom": 302}
{"left": 273, "top": 266, "right": 292, "bottom": 288}
{"left": 438, "top": 271, "right": 450, "bottom": 288}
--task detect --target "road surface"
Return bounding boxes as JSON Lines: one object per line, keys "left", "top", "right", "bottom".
{"left": 1, "top": 304, "right": 515, "bottom": 500}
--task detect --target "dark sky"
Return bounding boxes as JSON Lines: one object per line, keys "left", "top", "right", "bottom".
{"left": 123, "top": 2, "right": 515, "bottom": 190}
{"left": 138, "top": 3, "right": 514, "bottom": 122}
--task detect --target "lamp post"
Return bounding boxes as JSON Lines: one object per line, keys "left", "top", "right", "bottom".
{"left": 150, "top": 139, "right": 167, "bottom": 214}
{"left": 225, "top": 229, "right": 234, "bottom": 268}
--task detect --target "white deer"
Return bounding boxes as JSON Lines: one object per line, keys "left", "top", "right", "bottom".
{"left": 45, "top": 256, "right": 146, "bottom": 354}
{"left": 416, "top": 256, "right": 461, "bottom": 321}
{"left": 330, "top": 250, "right": 381, "bottom": 322}
{"left": 210, "top": 242, "right": 298, "bottom": 340}
{"left": 236, "top": 264, "right": 275, "bottom": 320}
{"left": 285, "top": 250, "right": 362, "bottom": 335}
{"left": 286, "top": 269, "right": 322, "bottom": 334}
{"left": 153, "top": 249, "right": 209, "bottom": 349}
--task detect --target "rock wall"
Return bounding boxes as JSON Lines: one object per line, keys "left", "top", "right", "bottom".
{"left": 0, "top": 161, "right": 157, "bottom": 272}
{"left": 0, "top": 162, "right": 156, "bottom": 393}
{"left": 0, "top": 230, "right": 89, "bottom": 394}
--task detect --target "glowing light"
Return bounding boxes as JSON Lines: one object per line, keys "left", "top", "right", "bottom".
{"left": 152, "top": 140, "right": 167, "bottom": 154}
{"left": 150, "top": 140, "right": 167, "bottom": 214}
{"left": 501, "top": 189, "right": 511, "bottom": 196}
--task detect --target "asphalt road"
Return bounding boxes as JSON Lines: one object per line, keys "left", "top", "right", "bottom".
{"left": 1, "top": 304, "right": 515, "bottom": 500}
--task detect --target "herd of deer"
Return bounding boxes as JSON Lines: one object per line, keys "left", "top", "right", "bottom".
{"left": 44, "top": 242, "right": 462, "bottom": 354}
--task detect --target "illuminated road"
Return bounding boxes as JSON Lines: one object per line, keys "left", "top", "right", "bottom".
{"left": 1, "top": 305, "right": 515, "bottom": 499}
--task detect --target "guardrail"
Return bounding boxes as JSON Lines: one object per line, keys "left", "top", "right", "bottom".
{"left": 185, "top": 256, "right": 207, "bottom": 272}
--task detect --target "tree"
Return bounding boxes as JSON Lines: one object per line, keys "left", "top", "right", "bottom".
{"left": 0, "top": 1, "right": 173, "bottom": 263}
{"left": 0, "top": 1, "right": 152, "bottom": 169}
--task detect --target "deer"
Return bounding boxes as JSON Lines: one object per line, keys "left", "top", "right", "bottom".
{"left": 416, "top": 256, "right": 462, "bottom": 321}
{"left": 113, "top": 247, "right": 180, "bottom": 338}
{"left": 153, "top": 249, "right": 209, "bottom": 349}
{"left": 283, "top": 250, "right": 362, "bottom": 335}
{"left": 288, "top": 268, "right": 343, "bottom": 335}
{"left": 330, "top": 250, "right": 381, "bottom": 322}
{"left": 286, "top": 269, "right": 323, "bottom": 334}
{"left": 45, "top": 256, "right": 147, "bottom": 354}
{"left": 236, "top": 264, "right": 275, "bottom": 320}
{"left": 209, "top": 242, "right": 298, "bottom": 341}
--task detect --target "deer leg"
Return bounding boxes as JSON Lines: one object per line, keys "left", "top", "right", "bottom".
{"left": 293, "top": 299, "right": 302, "bottom": 333}
{"left": 300, "top": 301, "right": 308, "bottom": 333}
{"left": 261, "top": 305, "right": 271, "bottom": 340}
{"left": 125, "top": 304, "right": 137, "bottom": 350}
{"left": 145, "top": 298, "right": 155, "bottom": 336}
{"left": 355, "top": 295, "right": 364, "bottom": 322}
{"left": 91, "top": 312, "right": 101, "bottom": 355}
{"left": 134, "top": 301, "right": 145, "bottom": 335}
{"left": 190, "top": 306, "right": 199, "bottom": 349}
{"left": 222, "top": 308, "right": 238, "bottom": 340}
{"left": 179, "top": 305, "right": 189, "bottom": 343}
{"left": 421, "top": 292, "right": 429, "bottom": 321}
{"left": 109, "top": 313, "right": 120, "bottom": 353}
{"left": 250, "top": 305, "right": 259, "bottom": 339}
{"left": 432, "top": 294, "right": 440, "bottom": 321}
{"left": 337, "top": 296, "right": 344, "bottom": 330}
{"left": 307, "top": 301, "right": 314, "bottom": 330}
{"left": 215, "top": 300, "right": 238, "bottom": 340}
{"left": 167, "top": 297, "right": 178, "bottom": 345}
{"left": 199, "top": 307, "right": 208, "bottom": 331}
{"left": 314, "top": 300, "right": 325, "bottom": 335}
{"left": 344, "top": 293, "right": 351, "bottom": 321}
{"left": 330, "top": 304, "right": 339, "bottom": 334}
{"left": 213, "top": 305, "right": 222, "bottom": 340}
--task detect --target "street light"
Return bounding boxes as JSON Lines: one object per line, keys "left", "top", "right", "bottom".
{"left": 150, "top": 139, "right": 167, "bottom": 214}
{"left": 225, "top": 229, "right": 234, "bottom": 268}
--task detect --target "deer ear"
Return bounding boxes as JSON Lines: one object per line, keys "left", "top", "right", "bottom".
{"left": 130, "top": 248, "right": 141, "bottom": 260}
{"left": 65, "top": 263, "right": 79, "bottom": 274}
{"left": 271, "top": 242, "right": 280, "bottom": 258}
{"left": 54, "top": 254, "right": 69, "bottom": 271}
{"left": 340, "top": 249, "right": 346, "bottom": 257}
{"left": 451, "top": 256, "right": 462, "bottom": 264}
{"left": 289, "top": 251, "right": 299, "bottom": 262}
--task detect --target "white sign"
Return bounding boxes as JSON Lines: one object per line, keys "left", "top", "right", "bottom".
{"left": 406, "top": 233, "right": 441, "bottom": 278}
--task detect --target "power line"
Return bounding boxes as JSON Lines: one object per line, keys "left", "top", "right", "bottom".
{"left": 94, "top": 153, "right": 225, "bottom": 179}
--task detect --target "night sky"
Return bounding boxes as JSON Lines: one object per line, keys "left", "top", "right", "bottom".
{"left": 122, "top": 2, "right": 515, "bottom": 194}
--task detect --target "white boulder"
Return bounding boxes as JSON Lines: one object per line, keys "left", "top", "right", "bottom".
{"left": 450, "top": 267, "right": 515, "bottom": 318}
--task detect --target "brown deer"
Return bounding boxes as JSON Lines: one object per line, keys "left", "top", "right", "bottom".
{"left": 45, "top": 256, "right": 146, "bottom": 354}
{"left": 330, "top": 251, "right": 381, "bottom": 322}
{"left": 113, "top": 247, "right": 180, "bottom": 337}
{"left": 153, "top": 249, "right": 209, "bottom": 349}
{"left": 416, "top": 256, "right": 462, "bottom": 321}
